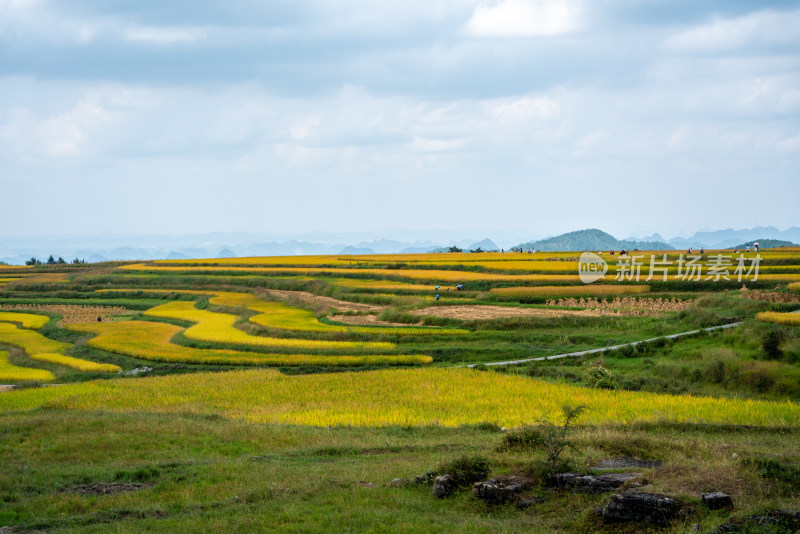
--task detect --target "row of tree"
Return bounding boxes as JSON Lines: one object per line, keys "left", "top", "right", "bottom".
{"left": 25, "top": 256, "right": 86, "bottom": 265}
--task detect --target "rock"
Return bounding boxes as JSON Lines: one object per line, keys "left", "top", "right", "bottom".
{"left": 516, "top": 497, "right": 547, "bottom": 510}
{"left": 702, "top": 491, "right": 733, "bottom": 510}
{"left": 433, "top": 474, "right": 457, "bottom": 499}
{"left": 390, "top": 478, "right": 408, "bottom": 487}
{"left": 548, "top": 472, "right": 641, "bottom": 493}
{"left": 0, "top": 527, "right": 13, "bottom": 534}
{"left": 472, "top": 475, "right": 532, "bottom": 503}
{"left": 123, "top": 366, "right": 152, "bottom": 376}
{"left": 415, "top": 471, "right": 435, "bottom": 485}
{"left": 731, "top": 453, "right": 738, "bottom": 460}
{"left": 712, "top": 510, "right": 800, "bottom": 533}
{"left": 599, "top": 491, "right": 680, "bottom": 525}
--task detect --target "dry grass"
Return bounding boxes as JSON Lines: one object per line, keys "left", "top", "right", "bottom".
{"left": 546, "top": 297, "right": 693, "bottom": 316}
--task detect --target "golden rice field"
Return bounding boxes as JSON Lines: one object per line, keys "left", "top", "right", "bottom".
{"left": 143, "top": 301, "right": 396, "bottom": 351}
{"left": 119, "top": 262, "right": 799, "bottom": 284}
{"left": 0, "top": 350, "right": 55, "bottom": 382}
{"left": 0, "top": 304, "right": 130, "bottom": 324}
{"left": 756, "top": 311, "right": 800, "bottom": 326}
{"left": 0, "top": 311, "right": 51, "bottom": 329}
{"left": 0, "top": 322, "right": 120, "bottom": 373}
{"left": 0, "top": 367, "right": 797, "bottom": 427}
{"left": 67, "top": 321, "right": 431, "bottom": 366}
{"left": 492, "top": 285, "right": 651, "bottom": 297}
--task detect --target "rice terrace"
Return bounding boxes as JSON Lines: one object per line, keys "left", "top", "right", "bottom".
{"left": 1, "top": 249, "right": 799, "bottom": 532}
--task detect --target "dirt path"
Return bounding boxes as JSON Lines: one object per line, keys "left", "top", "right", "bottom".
{"left": 410, "top": 304, "right": 602, "bottom": 321}
{"left": 0, "top": 386, "right": 14, "bottom": 393}
{"left": 328, "top": 314, "right": 422, "bottom": 327}
{"left": 260, "top": 289, "right": 382, "bottom": 313}
{"left": 462, "top": 322, "right": 742, "bottom": 368}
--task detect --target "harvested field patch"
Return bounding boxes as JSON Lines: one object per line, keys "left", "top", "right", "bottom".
{"left": 0, "top": 304, "right": 130, "bottom": 324}
{"left": 328, "top": 314, "right": 423, "bottom": 327}
{"left": 260, "top": 289, "right": 382, "bottom": 313}
{"left": 545, "top": 297, "right": 693, "bottom": 316}
{"left": 409, "top": 304, "right": 599, "bottom": 320}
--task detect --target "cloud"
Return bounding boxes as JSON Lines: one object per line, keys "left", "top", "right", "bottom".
{"left": 124, "top": 26, "right": 207, "bottom": 44}
{"left": 484, "top": 96, "right": 560, "bottom": 121}
{"left": 464, "top": 0, "right": 582, "bottom": 37}
{"left": 664, "top": 8, "right": 800, "bottom": 52}
{"left": 410, "top": 136, "right": 468, "bottom": 152}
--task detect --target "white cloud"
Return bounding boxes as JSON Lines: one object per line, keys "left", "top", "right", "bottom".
{"left": 464, "top": 0, "right": 582, "bottom": 37}
{"left": 410, "top": 136, "right": 468, "bottom": 152}
{"left": 289, "top": 116, "right": 322, "bottom": 141}
{"left": 485, "top": 96, "right": 560, "bottom": 121}
{"left": 124, "top": 26, "right": 207, "bottom": 44}
{"left": 664, "top": 9, "right": 800, "bottom": 52}
{"left": 779, "top": 133, "right": 800, "bottom": 152}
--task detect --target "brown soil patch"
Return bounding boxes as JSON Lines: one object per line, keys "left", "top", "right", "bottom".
{"left": 328, "top": 314, "right": 422, "bottom": 327}
{"left": 0, "top": 386, "right": 14, "bottom": 393}
{"left": 410, "top": 305, "right": 600, "bottom": 321}
{"left": 260, "top": 289, "right": 382, "bottom": 313}
{"left": 66, "top": 482, "right": 154, "bottom": 496}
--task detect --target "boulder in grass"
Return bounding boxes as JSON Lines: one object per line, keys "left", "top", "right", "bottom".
{"left": 702, "top": 492, "right": 733, "bottom": 510}
{"left": 599, "top": 491, "right": 680, "bottom": 526}
{"left": 472, "top": 475, "right": 533, "bottom": 503}
{"left": 548, "top": 472, "right": 640, "bottom": 493}
{"left": 433, "top": 474, "right": 457, "bottom": 499}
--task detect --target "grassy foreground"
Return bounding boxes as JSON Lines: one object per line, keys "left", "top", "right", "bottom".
{"left": 1, "top": 409, "right": 798, "bottom": 533}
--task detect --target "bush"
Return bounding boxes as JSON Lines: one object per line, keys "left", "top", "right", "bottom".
{"left": 584, "top": 361, "right": 616, "bottom": 389}
{"left": 437, "top": 455, "right": 491, "bottom": 486}
{"left": 500, "top": 426, "right": 546, "bottom": 450}
{"left": 761, "top": 329, "right": 785, "bottom": 360}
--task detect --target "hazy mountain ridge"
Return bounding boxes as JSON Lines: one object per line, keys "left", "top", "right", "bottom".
{"left": 2, "top": 227, "right": 798, "bottom": 264}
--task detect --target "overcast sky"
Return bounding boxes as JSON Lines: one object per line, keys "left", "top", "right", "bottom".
{"left": 1, "top": 0, "right": 799, "bottom": 240}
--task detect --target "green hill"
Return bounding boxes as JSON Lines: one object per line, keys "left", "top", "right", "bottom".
{"left": 733, "top": 239, "right": 798, "bottom": 250}
{"left": 514, "top": 229, "right": 673, "bottom": 252}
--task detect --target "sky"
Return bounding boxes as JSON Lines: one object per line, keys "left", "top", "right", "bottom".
{"left": 1, "top": 0, "right": 799, "bottom": 240}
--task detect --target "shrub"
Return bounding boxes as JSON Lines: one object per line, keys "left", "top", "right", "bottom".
{"left": 437, "top": 455, "right": 491, "bottom": 486}
{"left": 584, "top": 362, "right": 616, "bottom": 389}
{"left": 500, "top": 426, "right": 546, "bottom": 450}
{"left": 761, "top": 329, "right": 785, "bottom": 360}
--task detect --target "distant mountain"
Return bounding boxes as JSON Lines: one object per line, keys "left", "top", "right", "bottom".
{"left": 339, "top": 246, "right": 376, "bottom": 254}
{"left": 733, "top": 239, "right": 798, "bottom": 250}
{"left": 166, "top": 252, "right": 189, "bottom": 260}
{"left": 216, "top": 249, "right": 237, "bottom": 258}
{"left": 467, "top": 238, "right": 499, "bottom": 251}
{"left": 514, "top": 229, "right": 673, "bottom": 252}
{"left": 669, "top": 227, "right": 800, "bottom": 249}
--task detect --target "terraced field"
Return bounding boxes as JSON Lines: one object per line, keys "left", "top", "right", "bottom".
{"left": 0, "top": 250, "right": 799, "bottom": 533}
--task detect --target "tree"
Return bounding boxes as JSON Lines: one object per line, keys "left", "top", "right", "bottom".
{"left": 72, "top": 258, "right": 85, "bottom": 265}
{"left": 448, "top": 246, "right": 463, "bottom": 253}
{"left": 25, "top": 257, "right": 42, "bottom": 266}
{"left": 46, "top": 255, "right": 56, "bottom": 265}
{"left": 57, "top": 256, "right": 66, "bottom": 264}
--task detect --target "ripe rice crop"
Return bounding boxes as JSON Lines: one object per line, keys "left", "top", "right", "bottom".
{"left": 0, "top": 350, "right": 55, "bottom": 382}
{"left": 67, "top": 321, "right": 431, "bottom": 366}
{"left": 756, "top": 311, "right": 800, "bottom": 326}
{"left": 492, "top": 285, "right": 650, "bottom": 297}
{"left": 0, "top": 367, "right": 796, "bottom": 427}
{"left": 101, "top": 289, "right": 465, "bottom": 336}
{"left": 0, "top": 322, "right": 119, "bottom": 373}
{"left": 144, "top": 301, "right": 396, "bottom": 351}
{"left": 0, "top": 311, "right": 51, "bottom": 329}
{"left": 789, "top": 282, "right": 800, "bottom": 291}
{"left": 120, "top": 263, "right": 581, "bottom": 283}
{"left": 545, "top": 297, "right": 692, "bottom": 316}
{"left": 245, "top": 298, "right": 466, "bottom": 336}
